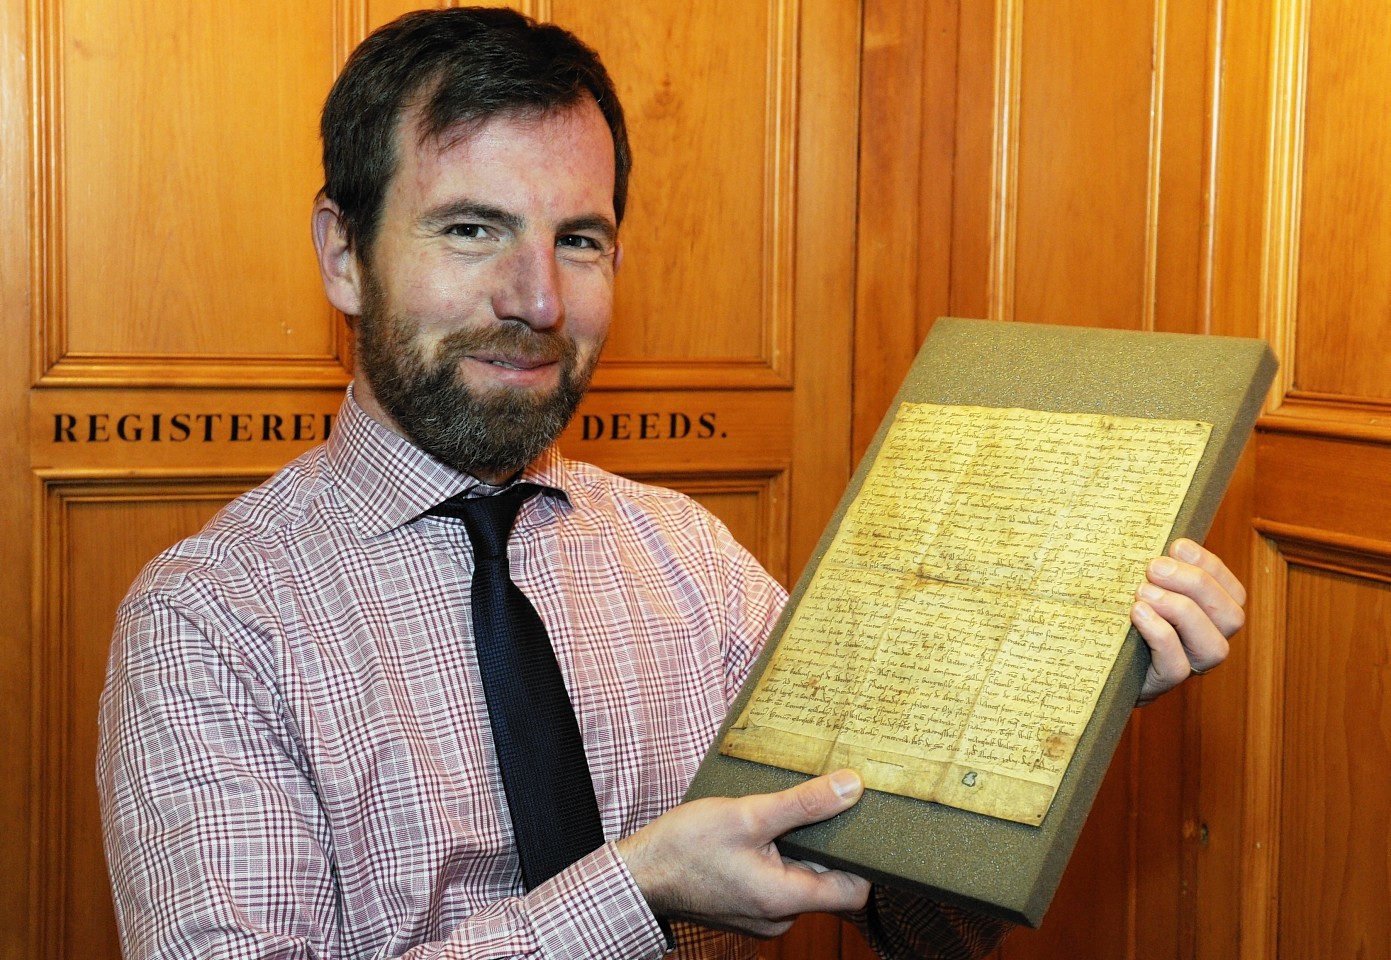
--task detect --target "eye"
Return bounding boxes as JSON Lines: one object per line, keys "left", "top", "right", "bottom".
{"left": 444, "top": 223, "right": 491, "bottom": 240}
{"left": 556, "top": 234, "right": 609, "bottom": 263}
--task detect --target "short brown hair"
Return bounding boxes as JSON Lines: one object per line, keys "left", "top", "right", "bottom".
{"left": 320, "top": 7, "right": 631, "bottom": 257}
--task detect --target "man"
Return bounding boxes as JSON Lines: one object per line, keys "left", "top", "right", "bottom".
{"left": 98, "top": 9, "right": 1245, "bottom": 959}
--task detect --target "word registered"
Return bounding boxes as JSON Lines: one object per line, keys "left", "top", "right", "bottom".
{"left": 51, "top": 412, "right": 335, "bottom": 444}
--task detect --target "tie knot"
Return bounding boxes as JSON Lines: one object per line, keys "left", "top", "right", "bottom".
{"left": 430, "top": 483, "right": 542, "bottom": 561}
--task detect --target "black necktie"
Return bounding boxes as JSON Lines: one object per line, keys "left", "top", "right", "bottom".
{"left": 429, "top": 483, "right": 605, "bottom": 889}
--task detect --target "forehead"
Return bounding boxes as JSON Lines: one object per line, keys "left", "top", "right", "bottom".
{"left": 388, "top": 98, "right": 617, "bottom": 217}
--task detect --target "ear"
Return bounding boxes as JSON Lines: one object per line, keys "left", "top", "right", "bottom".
{"left": 311, "top": 194, "right": 365, "bottom": 317}
{"left": 613, "top": 238, "right": 624, "bottom": 273}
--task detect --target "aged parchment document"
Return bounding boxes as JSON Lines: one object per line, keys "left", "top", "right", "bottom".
{"left": 721, "top": 403, "right": 1212, "bottom": 825}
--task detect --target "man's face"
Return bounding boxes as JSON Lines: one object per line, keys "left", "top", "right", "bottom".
{"left": 350, "top": 97, "right": 619, "bottom": 482}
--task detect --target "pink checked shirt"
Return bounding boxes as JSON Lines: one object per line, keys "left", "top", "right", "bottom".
{"left": 98, "top": 388, "right": 1008, "bottom": 959}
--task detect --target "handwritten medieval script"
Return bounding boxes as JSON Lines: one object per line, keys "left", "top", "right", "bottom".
{"left": 721, "top": 404, "right": 1211, "bottom": 825}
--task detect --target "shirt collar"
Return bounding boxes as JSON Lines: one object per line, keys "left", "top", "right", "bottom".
{"left": 326, "top": 384, "right": 574, "bottom": 538}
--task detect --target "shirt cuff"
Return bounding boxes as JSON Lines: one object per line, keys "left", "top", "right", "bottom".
{"left": 528, "top": 842, "right": 669, "bottom": 959}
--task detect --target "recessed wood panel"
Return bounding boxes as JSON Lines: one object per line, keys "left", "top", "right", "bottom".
{"left": 1278, "top": 565, "right": 1391, "bottom": 960}
{"left": 549, "top": 0, "right": 794, "bottom": 379}
{"left": 35, "top": 478, "right": 255, "bottom": 960}
{"left": 41, "top": 1, "right": 339, "bottom": 376}
{"left": 1294, "top": 0, "right": 1391, "bottom": 402}
{"left": 1011, "top": 0, "right": 1155, "bottom": 329}
{"left": 1255, "top": 429, "right": 1391, "bottom": 547}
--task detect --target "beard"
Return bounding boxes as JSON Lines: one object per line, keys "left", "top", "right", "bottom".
{"left": 355, "top": 275, "right": 600, "bottom": 480}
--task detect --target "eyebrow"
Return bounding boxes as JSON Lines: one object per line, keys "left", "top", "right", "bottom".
{"left": 420, "top": 201, "right": 524, "bottom": 233}
{"left": 420, "top": 201, "right": 618, "bottom": 247}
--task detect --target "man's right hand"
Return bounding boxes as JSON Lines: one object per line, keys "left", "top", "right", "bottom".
{"left": 614, "top": 768, "right": 870, "bottom": 938}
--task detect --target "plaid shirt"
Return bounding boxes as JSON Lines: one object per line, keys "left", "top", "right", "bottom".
{"left": 98, "top": 388, "right": 1009, "bottom": 960}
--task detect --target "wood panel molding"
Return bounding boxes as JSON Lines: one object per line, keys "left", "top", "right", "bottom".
{"left": 28, "top": 0, "right": 62, "bottom": 389}
{"left": 28, "top": 0, "right": 353, "bottom": 389}
{"left": 1239, "top": 533, "right": 1287, "bottom": 960}
{"left": 1259, "top": 397, "right": 1391, "bottom": 444}
{"left": 30, "top": 472, "right": 262, "bottom": 960}
{"left": 1252, "top": 518, "right": 1391, "bottom": 584}
{"left": 590, "top": 356, "right": 796, "bottom": 393}
{"left": 988, "top": 0, "right": 1175, "bottom": 332}
{"left": 986, "top": 0, "right": 1021, "bottom": 322}
{"left": 1258, "top": 0, "right": 1310, "bottom": 409}
{"left": 1239, "top": 524, "right": 1391, "bottom": 960}
{"left": 39, "top": 355, "right": 353, "bottom": 390}
{"left": 1140, "top": 0, "right": 1170, "bottom": 333}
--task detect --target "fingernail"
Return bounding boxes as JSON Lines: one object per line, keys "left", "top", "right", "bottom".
{"left": 829, "top": 769, "right": 862, "bottom": 799}
{"left": 1138, "top": 582, "right": 1165, "bottom": 603}
{"left": 1132, "top": 601, "right": 1154, "bottom": 621}
{"left": 1150, "top": 557, "right": 1178, "bottom": 578}
{"left": 1172, "top": 539, "right": 1200, "bottom": 563}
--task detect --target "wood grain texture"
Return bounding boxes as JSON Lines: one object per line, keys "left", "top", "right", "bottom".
{"left": 1278, "top": 565, "right": 1391, "bottom": 960}
{"left": 551, "top": 0, "right": 795, "bottom": 383}
{"left": 947, "top": 0, "right": 995, "bottom": 323}
{"left": 784, "top": 0, "right": 858, "bottom": 574}
{"left": 1200, "top": 1, "right": 1275, "bottom": 954}
{"left": 46, "top": 1, "right": 340, "bottom": 370}
{"left": 1151, "top": 0, "right": 1215, "bottom": 338}
{"left": 1010, "top": 0, "right": 1154, "bottom": 330}
{"left": 1256, "top": 431, "right": 1391, "bottom": 546}
{"left": 1294, "top": 0, "right": 1391, "bottom": 401}
{"left": 853, "top": 0, "right": 926, "bottom": 460}
{"left": 1215, "top": 2, "right": 1391, "bottom": 956}
{"left": 1, "top": 0, "right": 32, "bottom": 953}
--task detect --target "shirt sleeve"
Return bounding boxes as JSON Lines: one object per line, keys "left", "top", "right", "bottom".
{"left": 98, "top": 592, "right": 669, "bottom": 960}
{"left": 704, "top": 515, "right": 788, "bottom": 703}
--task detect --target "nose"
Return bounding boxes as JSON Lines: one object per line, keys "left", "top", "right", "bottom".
{"left": 491, "top": 242, "right": 563, "bottom": 330}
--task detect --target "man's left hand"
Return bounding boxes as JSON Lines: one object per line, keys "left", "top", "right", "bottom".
{"left": 1131, "top": 537, "right": 1246, "bottom": 705}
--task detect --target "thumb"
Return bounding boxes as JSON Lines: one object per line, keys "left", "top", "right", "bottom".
{"left": 760, "top": 768, "right": 864, "bottom": 838}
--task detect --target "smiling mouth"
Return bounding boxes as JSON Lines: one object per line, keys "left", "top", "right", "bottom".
{"left": 438, "top": 327, "right": 574, "bottom": 379}
{"left": 475, "top": 356, "right": 554, "bottom": 371}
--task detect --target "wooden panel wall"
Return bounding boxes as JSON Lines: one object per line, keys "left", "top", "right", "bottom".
{"left": 15, "top": 0, "right": 1387, "bottom": 956}
{"left": 858, "top": 0, "right": 1391, "bottom": 957}
{"left": 19, "top": 2, "right": 349, "bottom": 956}
{"left": 857, "top": 3, "right": 1223, "bottom": 954}
{"left": 1231, "top": 1, "right": 1391, "bottom": 957}
{"left": 4, "top": 2, "right": 860, "bottom": 958}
